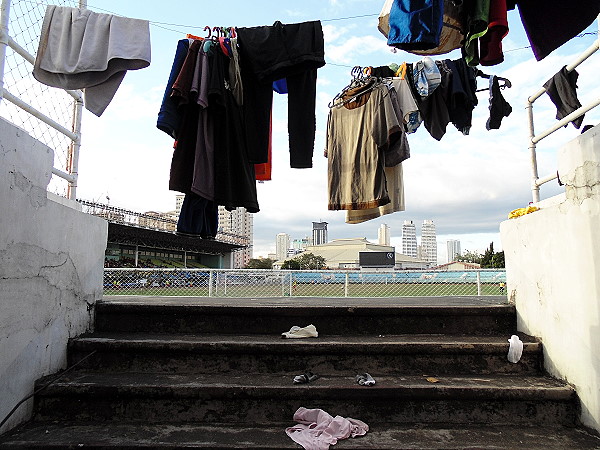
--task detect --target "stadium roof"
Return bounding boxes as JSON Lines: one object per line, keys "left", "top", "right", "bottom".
{"left": 107, "top": 223, "right": 244, "bottom": 255}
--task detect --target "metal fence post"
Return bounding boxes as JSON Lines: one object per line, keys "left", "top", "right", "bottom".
{"left": 344, "top": 273, "right": 349, "bottom": 297}
{"left": 208, "top": 270, "right": 213, "bottom": 297}
{"left": 476, "top": 271, "right": 482, "bottom": 296}
{"left": 0, "top": 0, "right": 11, "bottom": 105}
{"left": 67, "top": 97, "right": 83, "bottom": 200}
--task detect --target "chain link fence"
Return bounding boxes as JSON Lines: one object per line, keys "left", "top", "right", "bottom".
{"left": 104, "top": 268, "right": 507, "bottom": 298}
{"left": 0, "top": 0, "right": 80, "bottom": 197}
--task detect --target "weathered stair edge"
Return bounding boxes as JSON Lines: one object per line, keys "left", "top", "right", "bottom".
{"left": 67, "top": 333, "right": 543, "bottom": 376}
{"left": 94, "top": 302, "right": 517, "bottom": 335}
{"left": 31, "top": 374, "right": 578, "bottom": 426}
{"left": 2, "top": 422, "right": 600, "bottom": 449}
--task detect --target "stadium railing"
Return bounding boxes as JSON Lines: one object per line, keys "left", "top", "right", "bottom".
{"left": 103, "top": 268, "right": 507, "bottom": 299}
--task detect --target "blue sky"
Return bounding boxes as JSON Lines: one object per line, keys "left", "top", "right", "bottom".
{"left": 73, "top": 1, "right": 600, "bottom": 262}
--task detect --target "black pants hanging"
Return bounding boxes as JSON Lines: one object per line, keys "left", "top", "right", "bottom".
{"left": 237, "top": 21, "right": 325, "bottom": 169}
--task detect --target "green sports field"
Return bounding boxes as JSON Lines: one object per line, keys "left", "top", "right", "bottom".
{"left": 103, "top": 281, "right": 504, "bottom": 298}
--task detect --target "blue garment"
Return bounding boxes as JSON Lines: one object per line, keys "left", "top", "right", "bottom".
{"left": 413, "top": 57, "right": 441, "bottom": 97}
{"left": 157, "top": 39, "right": 190, "bottom": 139}
{"left": 177, "top": 193, "right": 218, "bottom": 239}
{"left": 387, "top": 0, "right": 444, "bottom": 51}
{"left": 273, "top": 78, "right": 288, "bottom": 94}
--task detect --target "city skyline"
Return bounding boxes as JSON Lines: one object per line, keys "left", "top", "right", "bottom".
{"left": 271, "top": 218, "right": 469, "bottom": 264}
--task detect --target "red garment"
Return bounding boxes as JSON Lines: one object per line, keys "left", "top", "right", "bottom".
{"left": 479, "top": 0, "right": 509, "bottom": 66}
{"left": 254, "top": 110, "right": 272, "bottom": 181}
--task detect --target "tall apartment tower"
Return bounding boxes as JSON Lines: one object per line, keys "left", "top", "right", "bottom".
{"left": 421, "top": 219, "right": 438, "bottom": 265}
{"left": 218, "top": 206, "right": 253, "bottom": 268}
{"left": 276, "top": 233, "right": 291, "bottom": 261}
{"left": 447, "top": 239, "right": 461, "bottom": 262}
{"left": 378, "top": 223, "right": 390, "bottom": 246}
{"left": 401, "top": 220, "right": 417, "bottom": 258}
{"left": 175, "top": 194, "right": 185, "bottom": 214}
{"left": 312, "top": 221, "right": 328, "bottom": 246}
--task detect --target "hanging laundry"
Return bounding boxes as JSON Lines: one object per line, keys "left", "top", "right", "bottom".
{"left": 406, "top": 60, "right": 452, "bottom": 141}
{"left": 176, "top": 193, "right": 218, "bottom": 239}
{"left": 33, "top": 5, "right": 150, "bottom": 116}
{"left": 344, "top": 76, "right": 414, "bottom": 224}
{"left": 392, "top": 75, "right": 423, "bottom": 134}
{"left": 413, "top": 57, "right": 442, "bottom": 97}
{"left": 379, "top": 0, "right": 465, "bottom": 56}
{"left": 462, "top": 0, "right": 491, "bottom": 67}
{"left": 346, "top": 165, "right": 405, "bottom": 224}
{"left": 445, "top": 58, "right": 478, "bottom": 135}
{"left": 326, "top": 80, "right": 402, "bottom": 212}
{"left": 386, "top": 0, "right": 445, "bottom": 51}
{"left": 166, "top": 37, "right": 259, "bottom": 220}
{"left": 543, "top": 67, "right": 585, "bottom": 129}
{"left": 236, "top": 21, "right": 325, "bottom": 168}
{"left": 515, "top": 0, "right": 600, "bottom": 61}
{"left": 486, "top": 75, "right": 512, "bottom": 130}
{"left": 228, "top": 37, "right": 244, "bottom": 106}
{"left": 157, "top": 39, "right": 190, "bottom": 139}
{"left": 479, "top": 0, "right": 509, "bottom": 66}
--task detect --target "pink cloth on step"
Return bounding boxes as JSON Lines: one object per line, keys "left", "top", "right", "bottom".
{"left": 285, "top": 407, "right": 369, "bottom": 450}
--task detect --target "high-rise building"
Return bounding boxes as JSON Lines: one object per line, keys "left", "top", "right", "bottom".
{"left": 218, "top": 206, "right": 253, "bottom": 268}
{"left": 175, "top": 194, "right": 185, "bottom": 214}
{"left": 312, "top": 221, "right": 328, "bottom": 246}
{"left": 401, "top": 220, "right": 417, "bottom": 258}
{"left": 293, "top": 237, "right": 310, "bottom": 252}
{"left": 276, "top": 233, "right": 290, "bottom": 261}
{"left": 447, "top": 239, "right": 461, "bottom": 263}
{"left": 378, "top": 224, "right": 390, "bottom": 246}
{"left": 421, "top": 220, "right": 437, "bottom": 265}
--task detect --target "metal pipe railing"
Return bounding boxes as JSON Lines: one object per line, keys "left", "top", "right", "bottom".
{"left": 0, "top": 0, "right": 11, "bottom": 104}
{"left": 0, "top": 0, "right": 86, "bottom": 199}
{"left": 527, "top": 16, "right": 600, "bottom": 203}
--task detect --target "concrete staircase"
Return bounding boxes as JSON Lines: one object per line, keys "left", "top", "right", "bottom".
{"left": 1, "top": 296, "right": 600, "bottom": 449}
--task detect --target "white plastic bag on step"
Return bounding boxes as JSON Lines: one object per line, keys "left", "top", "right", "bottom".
{"left": 507, "top": 335, "right": 523, "bottom": 363}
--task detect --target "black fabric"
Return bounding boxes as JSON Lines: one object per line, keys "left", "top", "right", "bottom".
{"left": 444, "top": 58, "right": 478, "bottom": 135}
{"left": 371, "top": 66, "right": 395, "bottom": 78}
{"left": 168, "top": 41, "right": 259, "bottom": 213}
{"left": 209, "top": 50, "right": 259, "bottom": 212}
{"left": 237, "top": 21, "right": 325, "bottom": 168}
{"left": 177, "top": 193, "right": 218, "bottom": 239}
{"left": 516, "top": 0, "right": 600, "bottom": 61}
{"left": 486, "top": 75, "right": 512, "bottom": 130}
{"left": 409, "top": 61, "right": 452, "bottom": 141}
{"left": 543, "top": 66, "right": 584, "bottom": 129}
{"left": 168, "top": 40, "right": 202, "bottom": 195}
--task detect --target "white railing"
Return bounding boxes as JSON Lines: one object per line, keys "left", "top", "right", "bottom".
{"left": 0, "top": 0, "right": 84, "bottom": 199}
{"left": 526, "top": 16, "right": 600, "bottom": 203}
{"left": 103, "top": 268, "right": 507, "bottom": 299}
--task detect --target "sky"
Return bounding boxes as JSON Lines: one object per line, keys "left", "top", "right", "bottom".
{"left": 66, "top": 1, "right": 600, "bottom": 263}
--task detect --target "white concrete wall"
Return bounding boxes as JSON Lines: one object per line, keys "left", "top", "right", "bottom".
{"left": 500, "top": 124, "right": 600, "bottom": 432}
{"left": 0, "top": 118, "right": 107, "bottom": 433}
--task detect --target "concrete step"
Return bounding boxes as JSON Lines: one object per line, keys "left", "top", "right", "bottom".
{"left": 68, "top": 332, "right": 543, "bottom": 376}
{"left": 32, "top": 373, "right": 576, "bottom": 426}
{"left": 2, "top": 422, "right": 600, "bottom": 449}
{"left": 95, "top": 296, "right": 515, "bottom": 336}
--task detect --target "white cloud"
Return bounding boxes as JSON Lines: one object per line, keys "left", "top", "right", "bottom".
{"left": 326, "top": 34, "right": 390, "bottom": 64}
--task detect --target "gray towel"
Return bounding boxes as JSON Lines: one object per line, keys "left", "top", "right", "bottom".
{"left": 33, "top": 5, "right": 151, "bottom": 116}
